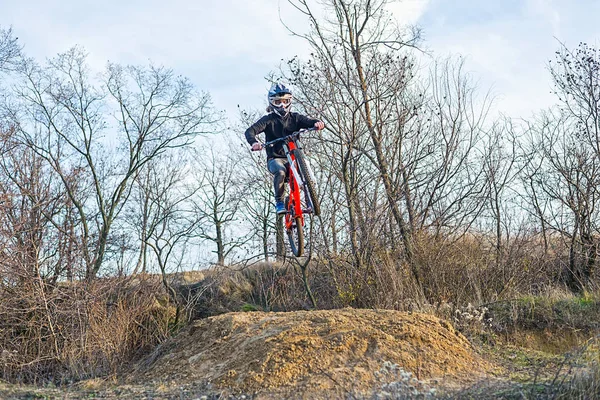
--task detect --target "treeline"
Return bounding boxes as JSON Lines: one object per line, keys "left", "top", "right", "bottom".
{"left": 274, "top": 1, "right": 600, "bottom": 299}
{"left": 1, "top": 0, "right": 599, "bottom": 383}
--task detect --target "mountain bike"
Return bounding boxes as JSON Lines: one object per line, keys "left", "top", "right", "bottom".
{"left": 258, "top": 128, "right": 321, "bottom": 257}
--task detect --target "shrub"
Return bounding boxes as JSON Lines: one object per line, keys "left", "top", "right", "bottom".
{"left": 0, "top": 276, "right": 174, "bottom": 384}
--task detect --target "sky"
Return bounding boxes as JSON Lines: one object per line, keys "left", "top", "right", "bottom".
{"left": 1, "top": 0, "right": 599, "bottom": 123}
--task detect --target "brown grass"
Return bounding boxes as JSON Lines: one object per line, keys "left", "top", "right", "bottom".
{"left": 0, "top": 276, "right": 175, "bottom": 384}
{"left": 1, "top": 230, "right": 597, "bottom": 388}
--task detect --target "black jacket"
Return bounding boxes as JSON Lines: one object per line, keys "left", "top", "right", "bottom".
{"left": 245, "top": 112, "right": 319, "bottom": 159}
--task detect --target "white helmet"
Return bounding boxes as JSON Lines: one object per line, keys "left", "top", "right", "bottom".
{"left": 268, "top": 83, "right": 292, "bottom": 116}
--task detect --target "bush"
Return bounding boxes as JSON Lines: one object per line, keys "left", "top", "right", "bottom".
{"left": 0, "top": 276, "right": 175, "bottom": 384}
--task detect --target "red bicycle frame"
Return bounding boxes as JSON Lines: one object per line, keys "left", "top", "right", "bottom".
{"left": 283, "top": 139, "right": 304, "bottom": 229}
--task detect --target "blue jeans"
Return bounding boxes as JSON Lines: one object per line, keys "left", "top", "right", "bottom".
{"left": 267, "top": 158, "right": 288, "bottom": 203}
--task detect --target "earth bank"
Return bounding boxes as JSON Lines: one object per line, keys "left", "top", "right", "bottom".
{"left": 132, "top": 308, "right": 495, "bottom": 399}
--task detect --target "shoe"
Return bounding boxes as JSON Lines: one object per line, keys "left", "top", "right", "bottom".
{"left": 275, "top": 201, "right": 286, "bottom": 215}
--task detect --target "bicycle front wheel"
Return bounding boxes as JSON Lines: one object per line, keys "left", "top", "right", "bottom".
{"left": 292, "top": 149, "right": 321, "bottom": 217}
{"left": 287, "top": 216, "right": 304, "bottom": 257}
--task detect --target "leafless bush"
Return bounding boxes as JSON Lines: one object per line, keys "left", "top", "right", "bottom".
{"left": 178, "top": 262, "right": 337, "bottom": 318}
{"left": 0, "top": 276, "right": 174, "bottom": 384}
{"left": 410, "top": 230, "right": 576, "bottom": 306}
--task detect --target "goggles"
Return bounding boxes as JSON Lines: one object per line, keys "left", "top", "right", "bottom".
{"left": 271, "top": 97, "right": 291, "bottom": 106}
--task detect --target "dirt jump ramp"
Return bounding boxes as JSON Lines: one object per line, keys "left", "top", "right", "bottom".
{"left": 133, "top": 308, "right": 493, "bottom": 399}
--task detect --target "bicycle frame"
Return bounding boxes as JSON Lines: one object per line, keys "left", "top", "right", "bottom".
{"left": 282, "top": 139, "right": 305, "bottom": 229}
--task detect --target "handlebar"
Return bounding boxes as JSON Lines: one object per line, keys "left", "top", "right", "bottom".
{"left": 251, "top": 127, "right": 318, "bottom": 151}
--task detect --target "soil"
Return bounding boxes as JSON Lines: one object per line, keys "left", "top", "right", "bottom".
{"left": 131, "top": 308, "right": 495, "bottom": 399}
{"left": 2, "top": 306, "right": 597, "bottom": 399}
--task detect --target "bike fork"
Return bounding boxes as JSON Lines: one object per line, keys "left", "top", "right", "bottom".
{"left": 286, "top": 154, "right": 304, "bottom": 188}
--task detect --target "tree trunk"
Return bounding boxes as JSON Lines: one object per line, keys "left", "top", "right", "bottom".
{"left": 216, "top": 221, "right": 224, "bottom": 266}
{"left": 347, "top": 23, "right": 416, "bottom": 279}
{"left": 276, "top": 215, "right": 285, "bottom": 261}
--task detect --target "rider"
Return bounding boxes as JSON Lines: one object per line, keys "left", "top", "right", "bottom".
{"left": 245, "top": 83, "right": 325, "bottom": 215}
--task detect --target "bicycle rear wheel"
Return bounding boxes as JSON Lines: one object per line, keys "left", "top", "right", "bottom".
{"left": 292, "top": 149, "right": 321, "bottom": 217}
{"left": 286, "top": 216, "right": 304, "bottom": 257}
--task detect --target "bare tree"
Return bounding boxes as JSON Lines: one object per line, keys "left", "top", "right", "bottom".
{"left": 125, "top": 150, "right": 196, "bottom": 275}
{"left": 285, "top": 0, "right": 421, "bottom": 265}
{"left": 0, "top": 26, "right": 20, "bottom": 72}
{"left": 193, "top": 146, "right": 249, "bottom": 265}
{"left": 282, "top": 1, "right": 494, "bottom": 301}
{"left": 551, "top": 42, "right": 600, "bottom": 158}
{"left": 239, "top": 160, "right": 280, "bottom": 261}
{"left": 0, "top": 127, "right": 80, "bottom": 282}
{"left": 520, "top": 42, "right": 600, "bottom": 292}
{"left": 143, "top": 156, "right": 200, "bottom": 318}
{"left": 480, "top": 120, "right": 517, "bottom": 258}
{"left": 10, "top": 47, "right": 216, "bottom": 279}
{"left": 524, "top": 109, "right": 600, "bottom": 292}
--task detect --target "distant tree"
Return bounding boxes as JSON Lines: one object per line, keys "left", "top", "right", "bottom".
{"left": 141, "top": 153, "right": 200, "bottom": 311}
{"left": 126, "top": 150, "right": 197, "bottom": 276}
{"left": 193, "top": 147, "right": 250, "bottom": 265}
{"left": 0, "top": 26, "right": 20, "bottom": 72}
{"left": 11, "top": 47, "right": 217, "bottom": 279}
{"left": 235, "top": 108, "right": 283, "bottom": 262}
{"left": 479, "top": 118, "right": 523, "bottom": 264}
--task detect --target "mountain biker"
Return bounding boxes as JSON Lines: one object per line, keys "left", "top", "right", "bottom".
{"left": 245, "top": 83, "right": 325, "bottom": 215}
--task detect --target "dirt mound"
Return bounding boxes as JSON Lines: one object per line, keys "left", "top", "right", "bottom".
{"left": 133, "top": 308, "right": 494, "bottom": 399}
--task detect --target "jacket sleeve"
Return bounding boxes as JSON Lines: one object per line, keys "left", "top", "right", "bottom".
{"left": 244, "top": 115, "right": 269, "bottom": 145}
{"left": 295, "top": 113, "right": 320, "bottom": 129}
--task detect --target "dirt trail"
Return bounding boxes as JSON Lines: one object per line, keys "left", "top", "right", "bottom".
{"left": 133, "top": 308, "right": 495, "bottom": 399}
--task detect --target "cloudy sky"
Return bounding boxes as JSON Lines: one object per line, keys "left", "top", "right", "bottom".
{"left": 2, "top": 0, "right": 599, "bottom": 121}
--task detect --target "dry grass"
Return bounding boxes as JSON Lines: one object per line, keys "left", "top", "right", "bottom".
{"left": 0, "top": 276, "right": 175, "bottom": 384}
{"left": 1, "top": 230, "right": 598, "bottom": 389}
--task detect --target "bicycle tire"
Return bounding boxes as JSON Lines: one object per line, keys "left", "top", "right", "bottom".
{"left": 292, "top": 149, "right": 321, "bottom": 217}
{"left": 287, "top": 216, "right": 304, "bottom": 257}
